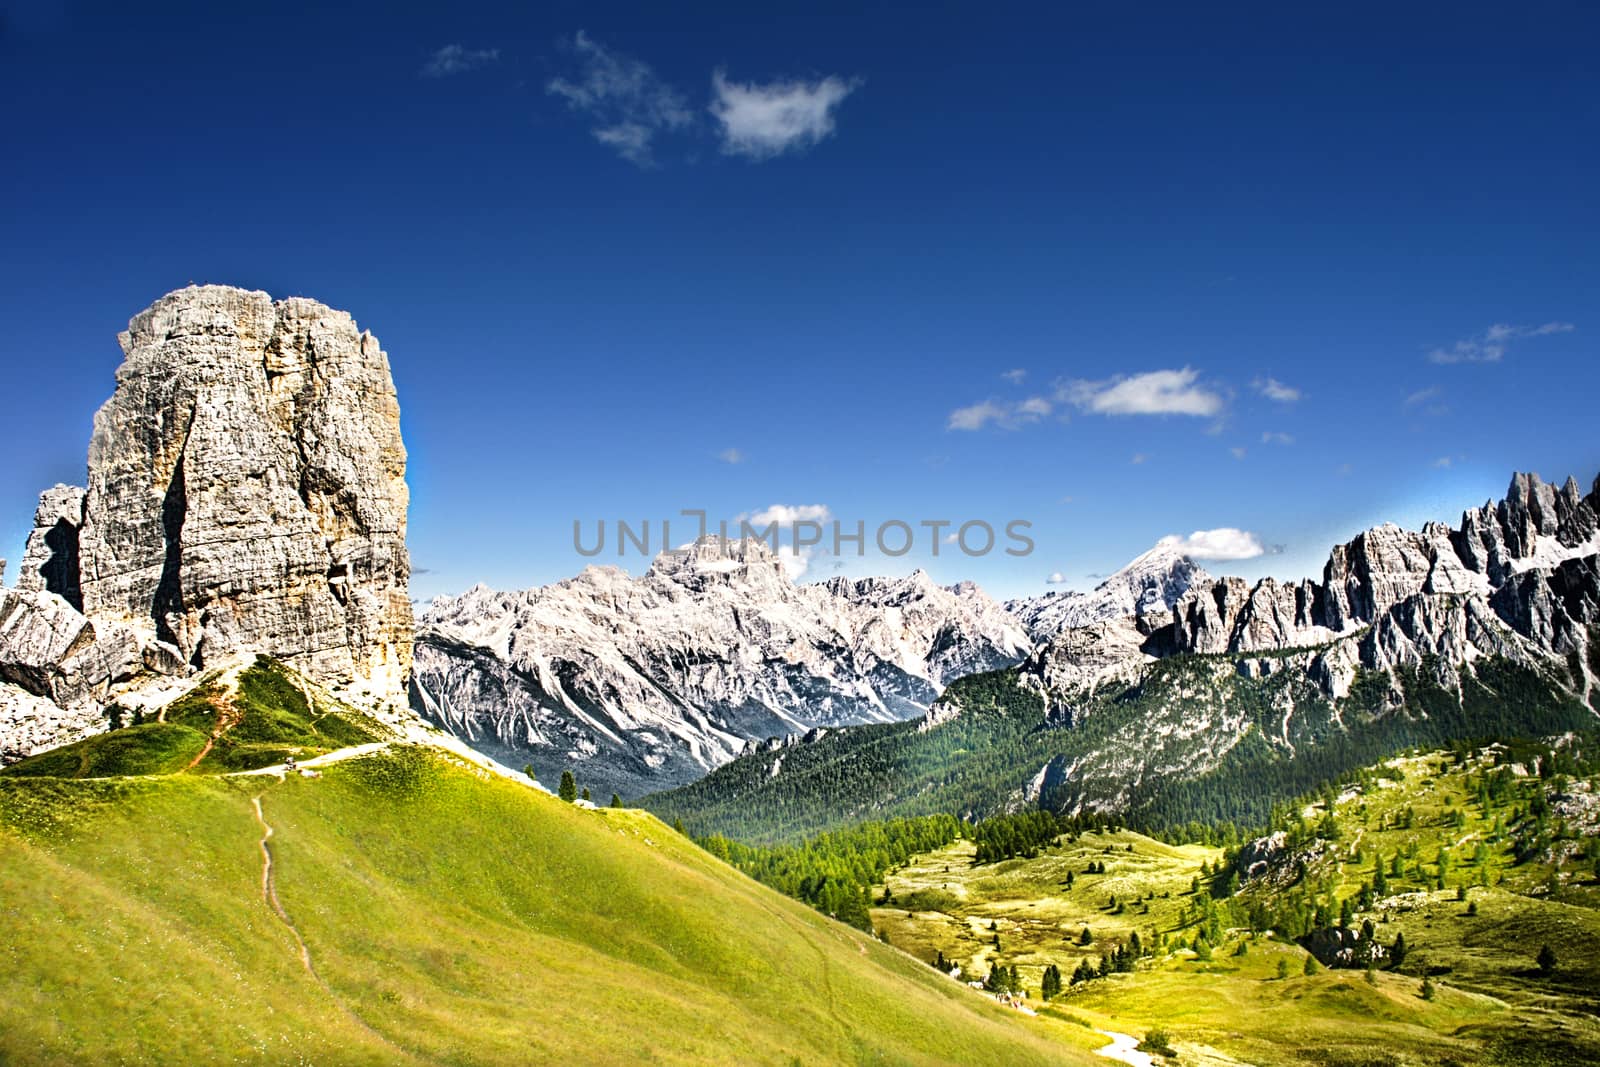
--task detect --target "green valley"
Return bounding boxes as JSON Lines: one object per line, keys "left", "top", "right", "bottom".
{"left": 644, "top": 653, "right": 1595, "bottom": 845}
{"left": 859, "top": 740, "right": 1600, "bottom": 1066}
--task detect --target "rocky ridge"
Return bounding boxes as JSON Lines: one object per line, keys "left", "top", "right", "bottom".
{"left": 411, "top": 536, "right": 1031, "bottom": 797}
{"left": 1005, "top": 542, "right": 1207, "bottom": 645}
{"left": 998, "top": 470, "right": 1600, "bottom": 814}
{"left": 1162, "top": 472, "right": 1600, "bottom": 697}
{"left": 1, "top": 286, "right": 413, "bottom": 761}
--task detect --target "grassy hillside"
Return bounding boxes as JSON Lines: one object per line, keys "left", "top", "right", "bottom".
{"left": 645, "top": 654, "right": 1595, "bottom": 844}
{"left": 864, "top": 742, "right": 1600, "bottom": 1066}
{"left": 0, "top": 732, "right": 1108, "bottom": 1064}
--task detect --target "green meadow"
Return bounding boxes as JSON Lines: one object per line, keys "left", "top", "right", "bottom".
{"left": 870, "top": 747, "right": 1600, "bottom": 1066}
{"left": 0, "top": 737, "right": 1107, "bottom": 1065}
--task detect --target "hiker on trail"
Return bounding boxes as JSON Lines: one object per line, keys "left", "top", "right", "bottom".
{"left": 285, "top": 755, "right": 297, "bottom": 771}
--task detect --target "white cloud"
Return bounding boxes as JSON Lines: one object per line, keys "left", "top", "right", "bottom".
{"left": 1063, "top": 367, "right": 1224, "bottom": 417}
{"left": 1260, "top": 431, "right": 1294, "bottom": 446}
{"left": 741, "top": 503, "right": 832, "bottom": 527}
{"left": 1046, "top": 572, "right": 1069, "bottom": 584}
{"left": 1403, "top": 385, "right": 1442, "bottom": 407}
{"left": 547, "top": 31, "right": 693, "bottom": 166}
{"left": 1433, "top": 456, "right": 1453, "bottom": 468}
{"left": 777, "top": 545, "right": 812, "bottom": 580}
{"left": 711, "top": 71, "right": 859, "bottom": 159}
{"left": 1252, "top": 377, "right": 1302, "bottom": 403}
{"left": 717, "top": 447, "right": 744, "bottom": 464}
{"left": 1230, "top": 446, "right": 1247, "bottom": 460}
{"left": 1427, "top": 321, "right": 1574, "bottom": 364}
{"left": 1158, "top": 527, "right": 1266, "bottom": 561}
{"left": 422, "top": 45, "right": 500, "bottom": 78}
{"left": 1001, "top": 368, "right": 1027, "bottom": 384}
{"left": 1130, "top": 452, "right": 1147, "bottom": 465}
{"left": 947, "top": 400, "right": 1009, "bottom": 431}
{"left": 946, "top": 397, "right": 1050, "bottom": 431}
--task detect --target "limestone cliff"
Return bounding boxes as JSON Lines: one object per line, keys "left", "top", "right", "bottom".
{"left": 2, "top": 286, "right": 412, "bottom": 760}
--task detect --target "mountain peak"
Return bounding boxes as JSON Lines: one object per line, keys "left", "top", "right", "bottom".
{"left": 1006, "top": 540, "right": 1209, "bottom": 645}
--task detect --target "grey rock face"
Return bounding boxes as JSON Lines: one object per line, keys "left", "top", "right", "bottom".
{"left": 1016, "top": 470, "right": 1600, "bottom": 770}
{"left": 412, "top": 536, "right": 1030, "bottom": 797}
{"left": 1154, "top": 471, "right": 1600, "bottom": 701}
{"left": 0, "top": 588, "right": 144, "bottom": 710}
{"left": 0, "top": 681, "right": 102, "bottom": 764}
{"left": 78, "top": 286, "right": 412, "bottom": 693}
{"left": 17, "top": 485, "right": 86, "bottom": 609}
{"left": 1, "top": 286, "right": 413, "bottom": 762}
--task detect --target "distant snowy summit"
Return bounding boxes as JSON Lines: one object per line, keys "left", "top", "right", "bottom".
{"left": 411, "top": 537, "right": 1031, "bottom": 798}
{"left": 1005, "top": 542, "right": 1209, "bottom": 645}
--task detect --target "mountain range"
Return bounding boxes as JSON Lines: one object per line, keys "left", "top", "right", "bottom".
{"left": 646, "top": 470, "right": 1600, "bottom": 840}
{"left": 411, "top": 537, "right": 1035, "bottom": 797}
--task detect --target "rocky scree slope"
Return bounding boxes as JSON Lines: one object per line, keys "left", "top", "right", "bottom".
{"left": 411, "top": 536, "right": 1031, "bottom": 797}
{"left": 1, "top": 286, "right": 413, "bottom": 761}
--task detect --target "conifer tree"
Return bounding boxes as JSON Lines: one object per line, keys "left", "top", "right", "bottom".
{"left": 558, "top": 770, "right": 577, "bottom": 802}
{"left": 1303, "top": 954, "right": 1320, "bottom": 976}
{"left": 581, "top": 787, "right": 591, "bottom": 802}
{"left": 1079, "top": 926, "right": 1093, "bottom": 946}
{"left": 611, "top": 793, "right": 622, "bottom": 808}
{"left": 1537, "top": 944, "right": 1557, "bottom": 976}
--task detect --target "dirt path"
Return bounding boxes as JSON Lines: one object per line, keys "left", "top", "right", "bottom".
{"left": 1094, "top": 1030, "right": 1155, "bottom": 1067}
{"left": 230, "top": 742, "right": 390, "bottom": 779}
{"left": 251, "top": 796, "right": 317, "bottom": 976}
{"left": 249, "top": 795, "right": 413, "bottom": 1059}
{"left": 181, "top": 694, "right": 243, "bottom": 772}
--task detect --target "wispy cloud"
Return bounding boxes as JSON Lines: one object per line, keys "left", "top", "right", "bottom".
{"left": 741, "top": 503, "right": 832, "bottom": 527}
{"left": 711, "top": 72, "right": 860, "bottom": 159}
{"left": 1402, "top": 385, "right": 1450, "bottom": 417}
{"left": 1427, "top": 321, "right": 1574, "bottom": 364}
{"left": 1230, "top": 446, "right": 1247, "bottom": 460}
{"left": 1062, "top": 367, "right": 1224, "bottom": 417}
{"left": 1158, "top": 527, "right": 1266, "bottom": 561}
{"left": 946, "top": 396, "right": 1052, "bottom": 431}
{"left": 1130, "top": 452, "right": 1148, "bottom": 465}
{"left": 1046, "top": 571, "right": 1069, "bottom": 584}
{"left": 1252, "top": 377, "right": 1302, "bottom": 403}
{"left": 1260, "top": 431, "right": 1294, "bottom": 446}
{"left": 717, "top": 447, "right": 744, "bottom": 464}
{"left": 547, "top": 31, "right": 693, "bottom": 166}
{"left": 1001, "top": 368, "right": 1027, "bottom": 385}
{"left": 422, "top": 44, "right": 500, "bottom": 78}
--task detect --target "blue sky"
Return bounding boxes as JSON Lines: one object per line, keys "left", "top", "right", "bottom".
{"left": 1, "top": 1, "right": 1596, "bottom": 602}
